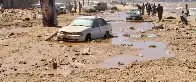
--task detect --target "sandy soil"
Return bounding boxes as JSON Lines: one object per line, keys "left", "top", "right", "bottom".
{"left": 0, "top": 6, "right": 196, "bottom": 82}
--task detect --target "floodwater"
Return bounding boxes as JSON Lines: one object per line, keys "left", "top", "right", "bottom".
{"left": 99, "top": 11, "right": 175, "bottom": 68}
{"left": 103, "top": 41, "right": 174, "bottom": 69}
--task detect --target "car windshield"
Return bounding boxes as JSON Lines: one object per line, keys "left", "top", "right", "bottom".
{"left": 128, "top": 10, "right": 140, "bottom": 14}
{"left": 69, "top": 18, "right": 93, "bottom": 27}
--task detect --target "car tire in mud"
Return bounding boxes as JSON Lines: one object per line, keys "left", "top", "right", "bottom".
{"left": 85, "top": 34, "right": 91, "bottom": 42}
{"left": 104, "top": 31, "right": 110, "bottom": 39}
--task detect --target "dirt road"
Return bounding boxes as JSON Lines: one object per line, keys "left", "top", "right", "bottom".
{"left": 0, "top": 8, "right": 196, "bottom": 82}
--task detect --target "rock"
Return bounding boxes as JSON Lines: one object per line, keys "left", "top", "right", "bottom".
{"left": 37, "top": 35, "right": 42, "bottom": 38}
{"left": 19, "top": 61, "right": 27, "bottom": 64}
{"left": 53, "top": 62, "right": 58, "bottom": 69}
{"left": 22, "top": 17, "right": 30, "bottom": 21}
{"left": 154, "top": 24, "right": 164, "bottom": 29}
{"left": 141, "top": 34, "right": 147, "bottom": 38}
{"left": 148, "top": 45, "right": 157, "bottom": 48}
{"left": 68, "top": 45, "right": 72, "bottom": 47}
{"left": 139, "top": 54, "right": 143, "bottom": 57}
{"left": 118, "top": 62, "right": 124, "bottom": 65}
{"left": 41, "top": 59, "right": 46, "bottom": 61}
{"left": 129, "top": 26, "right": 135, "bottom": 30}
{"left": 7, "top": 33, "right": 15, "bottom": 37}
{"left": 123, "top": 33, "right": 130, "bottom": 37}
{"left": 4, "top": 45, "right": 9, "bottom": 46}
{"left": 134, "top": 80, "right": 146, "bottom": 82}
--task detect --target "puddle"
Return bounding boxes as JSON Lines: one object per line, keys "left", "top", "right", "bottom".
{"left": 103, "top": 41, "right": 174, "bottom": 69}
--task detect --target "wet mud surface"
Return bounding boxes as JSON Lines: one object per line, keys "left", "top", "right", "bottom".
{"left": 0, "top": 8, "right": 196, "bottom": 81}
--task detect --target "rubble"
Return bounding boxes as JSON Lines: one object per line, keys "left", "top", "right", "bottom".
{"left": 153, "top": 23, "right": 164, "bottom": 29}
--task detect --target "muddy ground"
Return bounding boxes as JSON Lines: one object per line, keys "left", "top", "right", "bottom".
{"left": 0, "top": 7, "right": 196, "bottom": 82}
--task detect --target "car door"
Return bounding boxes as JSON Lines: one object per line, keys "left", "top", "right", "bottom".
{"left": 98, "top": 18, "right": 107, "bottom": 37}
{"left": 91, "top": 19, "right": 101, "bottom": 39}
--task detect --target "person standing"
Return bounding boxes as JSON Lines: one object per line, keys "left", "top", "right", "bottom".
{"left": 152, "top": 3, "right": 157, "bottom": 16}
{"left": 157, "top": 4, "right": 163, "bottom": 22}
{"left": 74, "top": 0, "right": 77, "bottom": 13}
{"left": 78, "top": 2, "right": 82, "bottom": 15}
{"left": 137, "top": 4, "right": 142, "bottom": 14}
{"left": 141, "top": 3, "right": 145, "bottom": 15}
{"left": 147, "top": 3, "right": 152, "bottom": 15}
{"left": 180, "top": 11, "right": 188, "bottom": 25}
{"left": 185, "top": 4, "right": 189, "bottom": 16}
{"left": 68, "top": 3, "right": 73, "bottom": 14}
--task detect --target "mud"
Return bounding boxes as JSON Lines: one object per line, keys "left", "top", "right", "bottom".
{"left": 0, "top": 5, "right": 196, "bottom": 82}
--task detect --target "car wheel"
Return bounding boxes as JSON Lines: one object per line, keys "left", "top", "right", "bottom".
{"left": 85, "top": 34, "right": 91, "bottom": 42}
{"left": 104, "top": 31, "right": 110, "bottom": 39}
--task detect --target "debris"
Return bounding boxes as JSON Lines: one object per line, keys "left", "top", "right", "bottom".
{"left": 139, "top": 54, "right": 143, "bottom": 57}
{"left": 129, "top": 26, "right": 135, "bottom": 30}
{"left": 19, "top": 61, "right": 27, "bottom": 64}
{"left": 118, "top": 62, "right": 124, "bottom": 65}
{"left": 41, "top": 59, "right": 46, "bottom": 61}
{"left": 92, "top": 39, "right": 102, "bottom": 43}
{"left": 110, "top": 10, "right": 114, "bottom": 13}
{"left": 148, "top": 45, "right": 157, "bottom": 48}
{"left": 4, "top": 45, "right": 9, "bottom": 46}
{"left": 22, "top": 17, "right": 30, "bottom": 21}
{"left": 123, "top": 33, "right": 130, "bottom": 37}
{"left": 166, "top": 16, "right": 176, "bottom": 19}
{"left": 45, "top": 32, "right": 57, "bottom": 41}
{"left": 140, "top": 34, "right": 147, "bottom": 38}
{"left": 134, "top": 80, "right": 146, "bottom": 82}
{"left": 7, "top": 33, "right": 15, "bottom": 37}
{"left": 154, "top": 24, "right": 164, "bottom": 29}
{"left": 37, "top": 35, "right": 42, "bottom": 38}
{"left": 53, "top": 62, "right": 58, "bottom": 69}
{"left": 68, "top": 45, "right": 72, "bottom": 47}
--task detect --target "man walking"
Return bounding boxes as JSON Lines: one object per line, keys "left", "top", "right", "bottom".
{"left": 157, "top": 4, "right": 163, "bottom": 22}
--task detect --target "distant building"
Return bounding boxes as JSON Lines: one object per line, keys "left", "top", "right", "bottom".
{"left": 1, "top": 0, "right": 39, "bottom": 8}
{"left": 1, "top": 0, "right": 72, "bottom": 9}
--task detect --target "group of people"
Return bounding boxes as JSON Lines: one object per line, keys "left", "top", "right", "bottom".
{"left": 137, "top": 3, "right": 163, "bottom": 22}
{"left": 68, "top": 2, "right": 83, "bottom": 14}
{"left": 137, "top": 3, "right": 190, "bottom": 25}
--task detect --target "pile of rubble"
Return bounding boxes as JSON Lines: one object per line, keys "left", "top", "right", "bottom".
{"left": 0, "top": 9, "right": 42, "bottom": 28}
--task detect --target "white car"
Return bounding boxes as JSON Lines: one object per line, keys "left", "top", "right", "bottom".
{"left": 57, "top": 16, "right": 112, "bottom": 41}
{"left": 55, "top": 3, "right": 68, "bottom": 14}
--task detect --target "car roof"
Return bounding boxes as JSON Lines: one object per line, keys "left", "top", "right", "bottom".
{"left": 76, "top": 16, "right": 102, "bottom": 19}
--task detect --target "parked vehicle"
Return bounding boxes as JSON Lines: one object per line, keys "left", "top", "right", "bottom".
{"left": 57, "top": 16, "right": 112, "bottom": 41}
{"left": 107, "top": 3, "right": 118, "bottom": 10}
{"left": 126, "top": 9, "right": 143, "bottom": 20}
{"left": 55, "top": 3, "right": 68, "bottom": 14}
{"left": 82, "top": 5, "right": 96, "bottom": 12}
{"left": 92, "top": 2, "right": 107, "bottom": 11}
{"left": 0, "top": 3, "right": 4, "bottom": 13}
{"left": 31, "top": 1, "right": 41, "bottom": 8}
